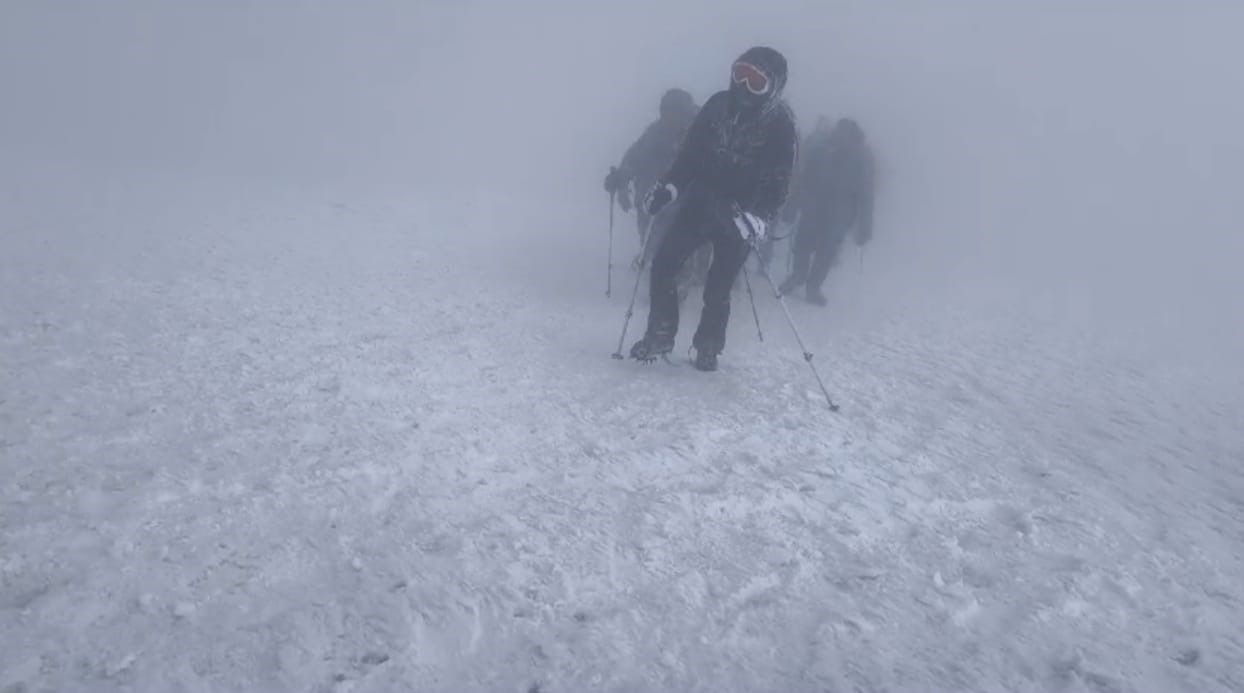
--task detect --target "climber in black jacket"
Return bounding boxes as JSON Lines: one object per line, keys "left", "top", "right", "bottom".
{"left": 629, "top": 46, "right": 798, "bottom": 372}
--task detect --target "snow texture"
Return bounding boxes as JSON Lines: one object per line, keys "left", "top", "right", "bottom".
{"left": 2, "top": 166, "right": 1242, "bottom": 692}
{"left": 4, "top": 2, "right": 1244, "bottom": 691}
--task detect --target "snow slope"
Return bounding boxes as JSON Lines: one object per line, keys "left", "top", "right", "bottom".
{"left": 2, "top": 167, "right": 1243, "bottom": 692}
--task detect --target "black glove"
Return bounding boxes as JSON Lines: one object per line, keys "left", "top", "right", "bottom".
{"left": 645, "top": 183, "right": 676, "bottom": 216}
{"left": 604, "top": 168, "right": 624, "bottom": 194}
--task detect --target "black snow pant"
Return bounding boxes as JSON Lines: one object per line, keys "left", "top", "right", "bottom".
{"left": 643, "top": 200, "right": 749, "bottom": 355}
{"left": 637, "top": 199, "right": 712, "bottom": 300}
{"left": 788, "top": 218, "right": 850, "bottom": 291}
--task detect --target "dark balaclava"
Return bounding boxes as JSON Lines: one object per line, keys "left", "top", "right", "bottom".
{"left": 729, "top": 46, "right": 788, "bottom": 112}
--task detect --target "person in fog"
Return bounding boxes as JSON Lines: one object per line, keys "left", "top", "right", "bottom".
{"left": 604, "top": 89, "right": 699, "bottom": 263}
{"left": 778, "top": 117, "right": 874, "bottom": 305}
{"left": 752, "top": 115, "right": 833, "bottom": 278}
{"left": 802, "top": 114, "right": 835, "bottom": 154}
{"left": 629, "top": 46, "right": 798, "bottom": 372}
{"left": 604, "top": 88, "right": 710, "bottom": 299}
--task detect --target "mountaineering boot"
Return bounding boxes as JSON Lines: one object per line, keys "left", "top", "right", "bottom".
{"left": 693, "top": 349, "right": 719, "bottom": 372}
{"left": 629, "top": 333, "right": 675, "bottom": 363}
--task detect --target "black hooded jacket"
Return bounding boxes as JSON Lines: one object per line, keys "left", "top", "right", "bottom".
{"left": 660, "top": 48, "right": 798, "bottom": 224}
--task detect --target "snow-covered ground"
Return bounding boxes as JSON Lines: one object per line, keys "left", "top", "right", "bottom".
{"left": 2, "top": 166, "right": 1241, "bottom": 692}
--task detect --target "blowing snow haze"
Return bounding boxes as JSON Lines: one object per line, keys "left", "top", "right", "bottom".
{"left": 2, "top": 2, "right": 1243, "bottom": 691}
{"left": 5, "top": 1, "right": 1242, "bottom": 345}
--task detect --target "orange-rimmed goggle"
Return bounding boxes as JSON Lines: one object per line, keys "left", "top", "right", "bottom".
{"left": 731, "top": 61, "right": 771, "bottom": 95}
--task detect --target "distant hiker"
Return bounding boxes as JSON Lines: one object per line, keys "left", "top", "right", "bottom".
{"left": 604, "top": 88, "right": 709, "bottom": 294}
{"left": 605, "top": 89, "right": 697, "bottom": 257}
{"left": 778, "top": 117, "right": 875, "bottom": 306}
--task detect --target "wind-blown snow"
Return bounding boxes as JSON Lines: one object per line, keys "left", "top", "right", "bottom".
{"left": 3, "top": 2, "right": 1244, "bottom": 692}
{"left": 3, "top": 164, "right": 1242, "bottom": 692}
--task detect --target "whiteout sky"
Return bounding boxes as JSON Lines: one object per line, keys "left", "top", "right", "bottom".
{"left": 2, "top": 0, "right": 1241, "bottom": 354}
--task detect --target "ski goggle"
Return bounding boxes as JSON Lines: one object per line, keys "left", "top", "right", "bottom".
{"left": 731, "top": 61, "right": 771, "bottom": 95}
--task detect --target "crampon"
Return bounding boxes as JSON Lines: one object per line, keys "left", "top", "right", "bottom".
{"left": 629, "top": 336, "right": 674, "bottom": 364}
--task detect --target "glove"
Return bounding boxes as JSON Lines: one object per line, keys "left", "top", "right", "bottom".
{"left": 733, "top": 209, "right": 768, "bottom": 241}
{"left": 645, "top": 182, "right": 677, "bottom": 216}
{"left": 604, "top": 167, "right": 624, "bottom": 194}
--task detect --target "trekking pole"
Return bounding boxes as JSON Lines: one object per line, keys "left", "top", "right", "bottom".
{"left": 733, "top": 203, "right": 838, "bottom": 412}
{"left": 760, "top": 260, "right": 839, "bottom": 411}
{"left": 740, "top": 250, "right": 764, "bottom": 342}
{"left": 610, "top": 219, "right": 660, "bottom": 360}
{"left": 607, "top": 170, "right": 616, "bottom": 298}
{"left": 786, "top": 232, "right": 795, "bottom": 276}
